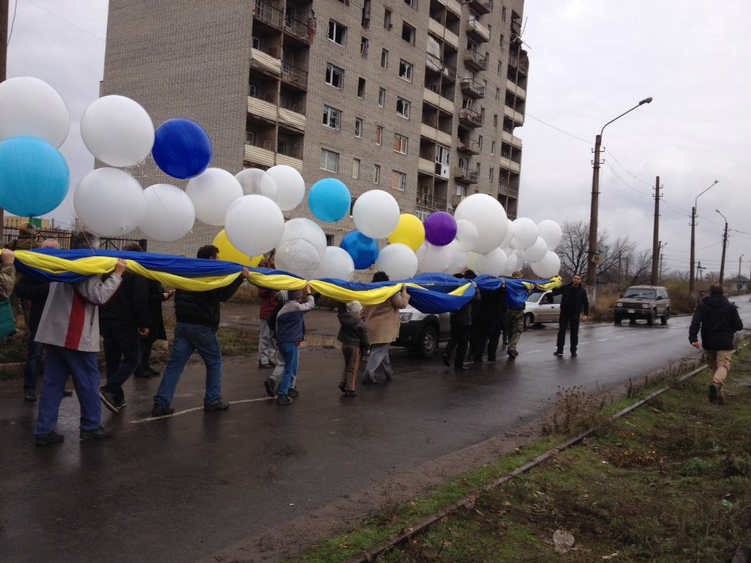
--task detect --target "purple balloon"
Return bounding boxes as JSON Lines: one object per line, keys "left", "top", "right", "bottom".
{"left": 424, "top": 211, "right": 457, "bottom": 247}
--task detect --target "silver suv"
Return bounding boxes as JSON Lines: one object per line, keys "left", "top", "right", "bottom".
{"left": 614, "top": 285, "right": 671, "bottom": 325}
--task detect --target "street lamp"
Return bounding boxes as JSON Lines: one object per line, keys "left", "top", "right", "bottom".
{"left": 689, "top": 180, "right": 719, "bottom": 293}
{"left": 587, "top": 97, "right": 653, "bottom": 305}
{"left": 716, "top": 209, "right": 728, "bottom": 284}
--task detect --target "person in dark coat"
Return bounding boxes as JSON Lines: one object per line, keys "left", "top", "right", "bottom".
{"left": 99, "top": 243, "right": 152, "bottom": 413}
{"left": 443, "top": 271, "right": 479, "bottom": 370}
{"left": 551, "top": 273, "right": 589, "bottom": 357}
{"left": 689, "top": 283, "right": 743, "bottom": 404}
{"left": 134, "top": 279, "right": 174, "bottom": 378}
{"left": 471, "top": 276, "right": 505, "bottom": 363}
{"left": 336, "top": 300, "right": 370, "bottom": 397}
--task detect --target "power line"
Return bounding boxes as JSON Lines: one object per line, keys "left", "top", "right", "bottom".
{"left": 525, "top": 113, "right": 593, "bottom": 145}
{"left": 23, "top": 0, "right": 106, "bottom": 42}
{"left": 6, "top": 0, "right": 18, "bottom": 45}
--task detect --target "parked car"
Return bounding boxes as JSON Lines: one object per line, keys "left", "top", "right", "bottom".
{"left": 523, "top": 290, "right": 561, "bottom": 328}
{"left": 392, "top": 305, "right": 451, "bottom": 359}
{"left": 614, "top": 285, "right": 671, "bottom": 325}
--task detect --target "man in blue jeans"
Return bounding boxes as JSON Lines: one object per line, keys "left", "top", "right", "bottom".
{"left": 152, "top": 245, "right": 249, "bottom": 416}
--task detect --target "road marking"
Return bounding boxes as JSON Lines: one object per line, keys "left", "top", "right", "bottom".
{"left": 614, "top": 336, "right": 625, "bottom": 339}
{"left": 597, "top": 338, "right": 608, "bottom": 342}
{"left": 130, "top": 397, "right": 272, "bottom": 424}
{"left": 526, "top": 349, "right": 544, "bottom": 354}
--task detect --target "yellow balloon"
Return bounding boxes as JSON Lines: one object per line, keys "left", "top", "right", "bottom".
{"left": 212, "top": 229, "right": 262, "bottom": 267}
{"left": 388, "top": 214, "right": 425, "bottom": 251}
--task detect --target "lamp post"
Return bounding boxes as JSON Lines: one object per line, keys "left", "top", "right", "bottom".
{"left": 739, "top": 254, "right": 745, "bottom": 283}
{"left": 587, "top": 97, "right": 653, "bottom": 305}
{"left": 689, "top": 180, "right": 719, "bottom": 294}
{"left": 716, "top": 209, "right": 728, "bottom": 284}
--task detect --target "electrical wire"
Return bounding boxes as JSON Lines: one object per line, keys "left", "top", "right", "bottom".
{"left": 6, "top": 0, "right": 19, "bottom": 45}
{"left": 524, "top": 113, "right": 593, "bottom": 145}
{"left": 23, "top": 0, "right": 106, "bottom": 42}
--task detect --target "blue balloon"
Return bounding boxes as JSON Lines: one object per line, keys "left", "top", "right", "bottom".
{"left": 0, "top": 136, "right": 69, "bottom": 217}
{"left": 152, "top": 118, "right": 212, "bottom": 179}
{"left": 340, "top": 230, "right": 379, "bottom": 270}
{"left": 309, "top": 178, "right": 351, "bottom": 222}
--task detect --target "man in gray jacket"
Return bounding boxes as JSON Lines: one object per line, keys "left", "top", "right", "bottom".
{"left": 34, "top": 232, "right": 126, "bottom": 446}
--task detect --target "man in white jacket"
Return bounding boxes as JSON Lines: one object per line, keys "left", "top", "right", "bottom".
{"left": 34, "top": 232, "right": 126, "bottom": 446}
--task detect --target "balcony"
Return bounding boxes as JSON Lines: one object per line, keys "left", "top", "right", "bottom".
{"left": 503, "top": 104, "right": 524, "bottom": 126}
{"left": 461, "top": 0, "right": 492, "bottom": 15}
{"left": 467, "top": 17, "right": 490, "bottom": 42}
{"left": 498, "top": 182, "right": 519, "bottom": 199}
{"left": 250, "top": 48, "right": 282, "bottom": 76}
{"left": 501, "top": 130, "right": 523, "bottom": 149}
{"left": 248, "top": 96, "right": 306, "bottom": 133}
{"left": 464, "top": 49, "right": 488, "bottom": 71}
{"left": 457, "top": 135, "right": 480, "bottom": 155}
{"left": 254, "top": 1, "right": 283, "bottom": 28}
{"left": 416, "top": 193, "right": 447, "bottom": 211}
{"left": 426, "top": 54, "right": 457, "bottom": 82}
{"left": 281, "top": 62, "right": 308, "bottom": 90}
{"left": 460, "top": 77, "right": 485, "bottom": 98}
{"left": 508, "top": 49, "right": 530, "bottom": 75}
{"left": 244, "top": 144, "right": 303, "bottom": 172}
{"left": 420, "top": 122, "right": 453, "bottom": 147}
{"left": 458, "top": 107, "right": 482, "bottom": 128}
{"left": 283, "top": 13, "right": 314, "bottom": 44}
{"left": 506, "top": 79, "right": 526, "bottom": 100}
{"left": 454, "top": 166, "right": 478, "bottom": 184}
{"left": 499, "top": 156, "right": 520, "bottom": 174}
{"left": 418, "top": 157, "right": 434, "bottom": 175}
{"left": 423, "top": 88, "right": 454, "bottom": 113}
{"left": 445, "top": 0, "right": 462, "bottom": 17}
{"left": 428, "top": 18, "right": 459, "bottom": 49}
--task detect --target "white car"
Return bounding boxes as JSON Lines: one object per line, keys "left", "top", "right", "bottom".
{"left": 523, "top": 290, "right": 561, "bottom": 328}
{"left": 392, "top": 305, "right": 451, "bottom": 359}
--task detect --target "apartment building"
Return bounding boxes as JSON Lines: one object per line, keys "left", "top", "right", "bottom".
{"left": 101, "top": 0, "right": 527, "bottom": 254}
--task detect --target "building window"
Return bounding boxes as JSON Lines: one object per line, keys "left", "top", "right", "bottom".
{"left": 381, "top": 48, "right": 389, "bottom": 68}
{"left": 384, "top": 8, "right": 392, "bottom": 29}
{"left": 328, "top": 20, "right": 347, "bottom": 46}
{"left": 357, "top": 77, "right": 366, "bottom": 98}
{"left": 378, "top": 88, "right": 385, "bottom": 107}
{"left": 497, "top": 61, "right": 502, "bottom": 75}
{"left": 352, "top": 158, "right": 361, "bottom": 179}
{"left": 490, "top": 140, "right": 495, "bottom": 155}
{"left": 391, "top": 170, "right": 407, "bottom": 191}
{"left": 489, "top": 167, "right": 494, "bottom": 182}
{"left": 495, "top": 87, "right": 501, "bottom": 100}
{"left": 355, "top": 117, "right": 363, "bottom": 138}
{"left": 402, "top": 23, "right": 415, "bottom": 45}
{"left": 478, "top": 135, "right": 483, "bottom": 151}
{"left": 493, "top": 114, "right": 498, "bottom": 128}
{"left": 480, "top": 107, "right": 485, "bottom": 123}
{"left": 399, "top": 60, "right": 413, "bottom": 82}
{"left": 360, "top": 36, "right": 369, "bottom": 58}
{"left": 277, "top": 140, "right": 287, "bottom": 154}
{"left": 326, "top": 63, "right": 344, "bottom": 89}
{"left": 322, "top": 105, "right": 342, "bottom": 130}
{"left": 373, "top": 164, "right": 381, "bottom": 183}
{"left": 396, "top": 97, "right": 410, "bottom": 119}
{"left": 501, "top": 7, "right": 507, "bottom": 21}
{"left": 404, "top": 0, "right": 417, "bottom": 8}
{"left": 320, "top": 148, "right": 339, "bottom": 172}
{"left": 246, "top": 130, "right": 257, "bottom": 145}
{"left": 500, "top": 33, "right": 505, "bottom": 49}
{"left": 375, "top": 125, "right": 383, "bottom": 145}
{"left": 487, "top": 24, "right": 492, "bottom": 40}
{"left": 252, "top": 36, "right": 261, "bottom": 49}
{"left": 248, "top": 83, "right": 258, "bottom": 97}
{"left": 393, "top": 133, "right": 408, "bottom": 154}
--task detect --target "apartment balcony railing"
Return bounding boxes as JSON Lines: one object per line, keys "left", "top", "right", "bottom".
{"left": 426, "top": 53, "right": 457, "bottom": 82}
{"left": 460, "top": 77, "right": 485, "bottom": 98}
{"left": 457, "top": 135, "right": 481, "bottom": 155}
{"left": 498, "top": 182, "right": 519, "bottom": 198}
{"left": 458, "top": 107, "right": 482, "bottom": 127}
{"left": 463, "top": 49, "right": 488, "bottom": 71}
{"left": 254, "top": 1, "right": 283, "bottom": 28}
{"left": 508, "top": 50, "right": 530, "bottom": 75}
{"left": 499, "top": 156, "right": 521, "bottom": 174}
{"left": 454, "top": 166, "right": 478, "bottom": 184}
{"left": 467, "top": 17, "right": 490, "bottom": 42}
{"left": 416, "top": 194, "right": 447, "bottom": 210}
{"left": 460, "top": 0, "right": 492, "bottom": 14}
{"left": 281, "top": 62, "right": 308, "bottom": 89}
{"left": 284, "top": 13, "right": 314, "bottom": 44}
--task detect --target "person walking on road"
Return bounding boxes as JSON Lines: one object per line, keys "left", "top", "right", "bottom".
{"left": 151, "top": 245, "right": 249, "bottom": 416}
{"left": 257, "top": 287, "right": 279, "bottom": 369}
{"left": 504, "top": 273, "right": 528, "bottom": 360}
{"left": 689, "top": 283, "right": 743, "bottom": 404}
{"left": 336, "top": 300, "right": 370, "bottom": 397}
{"left": 443, "top": 271, "right": 479, "bottom": 370}
{"left": 273, "top": 283, "right": 315, "bottom": 405}
{"left": 33, "top": 231, "right": 125, "bottom": 446}
{"left": 551, "top": 273, "right": 589, "bottom": 357}
{"left": 361, "top": 272, "right": 410, "bottom": 384}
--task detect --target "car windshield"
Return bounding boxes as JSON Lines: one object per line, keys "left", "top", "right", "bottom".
{"left": 624, "top": 288, "right": 656, "bottom": 299}
{"left": 526, "top": 293, "right": 543, "bottom": 303}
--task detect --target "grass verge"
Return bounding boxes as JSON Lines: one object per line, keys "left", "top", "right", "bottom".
{"left": 289, "top": 342, "right": 751, "bottom": 563}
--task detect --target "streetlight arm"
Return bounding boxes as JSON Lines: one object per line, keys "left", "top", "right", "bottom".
{"left": 694, "top": 180, "right": 719, "bottom": 209}
{"left": 716, "top": 209, "right": 728, "bottom": 223}
{"left": 599, "top": 97, "right": 653, "bottom": 136}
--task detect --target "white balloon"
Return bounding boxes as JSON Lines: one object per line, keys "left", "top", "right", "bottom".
{"left": 466, "top": 251, "right": 479, "bottom": 272}
{"left": 236, "top": 168, "right": 278, "bottom": 201}
{"left": 225, "top": 194, "right": 285, "bottom": 257}
{"left": 522, "top": 237, "right": 548, "bottom": 263}
{"left": 375, "top": 243, "right": 418, "bottom": 280}
{"left": 505, "top": 251, "right": 519, "bottom": 274}
{"left": 512, "top": 217, "right": 538, "bottom": 250}
{"left": 139, "top": 184, "right": 195, "bottom": 242}
{"left": 352, "top": 190, "right": 401, "bottom": 239}
{"left": 278, "top": 218, "right": 327, "bottom": 259}
{"left": 266, "top": 164, "right": 305, "bottom": 211}
{"left": 531, "top": 251, "right": 561, "bottom": 278}
{"left": 500, "top": 219, "right": 515, "bottom": 248}
{"left": 317, "top": 246, "right": 355, "bottom": 281}
{"left": 454, "top": 219, "right": 479, "bottom": 252}
{"left": 186, "top": 168, "right": 243, "bottom": 226}
{"left": 537, "top": 219, "right": 563, "bottom": 250}
{"left": 0, "top": 77, "right": 70, "bottom": 147}
{"left": 454, "top": 194, "right": 508, "bottom": 254}
{"left": 80, "top": 95, "right": 154, "bottom": 167}
{"left": 74, "top": 168, "right": 144, "bottom": 237}
{"left": 445, "top": 241, "right": 469, "bottom": 275}
{"left": 419, "top": 243, "right": 452, "bottom": 273}
{"left": 475, "top": 248, "right": 508, "bottom": 277}
{"left": 275, "top": 238, "right": 321, "bottom": 279}
{"left": 416, "top": 242, "right": 428, "bottom": 262}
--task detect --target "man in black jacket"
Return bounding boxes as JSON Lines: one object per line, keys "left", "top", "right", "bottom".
{"left": 152, "top": 245, "right": 249, "bottom": 416}
{"left": 551, "top": 273, "right": 589, "bottom": 357}
{"left": 689, "top": 283, "right": 743, "bottom": 404}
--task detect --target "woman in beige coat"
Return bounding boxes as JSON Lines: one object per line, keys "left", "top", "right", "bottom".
{"left": 361, "top": 272, "right": 409, "bottom": 384}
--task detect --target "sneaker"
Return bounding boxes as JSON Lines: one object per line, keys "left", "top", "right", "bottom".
{"left": 35, "top": 431, "right": 64, "bottom": 446}
{"left": 338, "top": 382, "right": 346, "bottom": 393}
{"left": 151, "top": 404, "right": 174, "bottom": 417}
{"left": 343, "top": 390, "right": 357, "bottom": 397}
{"left": 288, "top": 387, "right": 299, "bottom": 398}
{"left": 553, "top": 349, "right": 564, "bottom": 356}
{"left": 508, "top": 349, "right": 519, "bottom": 359}
{"left": 204, "top": 399, "right": 230, "bottom": 412}
{"left": 115, "top": 397, "right": 127, "bottom": 409}
{"left": 264, "top": 377, "right": 277, "bottom": 397}
{"left": 708, "top": 383, "right": 718, "bottom": 403}
{"left": 570, "top": 350, "right": 578, "bottom": 357}
{"left": 99, "top": 388, "right": 120, "bottom": 414}
{"left": 24, "top": 389, "right": 37, "bottom": 402}
{"left": 442, "top": 353, "right": 450, "bottom": 367}
{"left": 80, "top": 426, "right": 114, "bottom": 440}
{"left": 276, "top": 394, "right": 293, "bottom": 405}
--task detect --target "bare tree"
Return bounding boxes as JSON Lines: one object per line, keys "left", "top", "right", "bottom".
{"left": 625, "top": 249, "right": 652, "bottom": 286}
{"left": 558, "top": 220, "right": 590, "bottom": 277}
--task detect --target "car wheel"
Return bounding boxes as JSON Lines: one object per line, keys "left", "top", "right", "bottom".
{"left": 523, "top": 313, "right": 534, "bottom": 329}
{"left": 614, "top": 315, "right": 622, "bottom": 325}
{"left": 646, "top": 310, "right": 656, "bottom": 326}
{"left": 661, "top": 308, "right": 670, "bottom": 325}
{"left": 415, "top": 324, "right": 438, "bottom": 359}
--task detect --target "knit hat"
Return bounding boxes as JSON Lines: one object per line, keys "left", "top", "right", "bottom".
{"left": 346, "top": 301, "right": 363, "bottom": 314}
{"left": 275, "top": 290, "right": 289, "bottom": 304}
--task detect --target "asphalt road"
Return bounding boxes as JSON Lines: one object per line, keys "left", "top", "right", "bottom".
{"left": 1, "top": 298, "right": 748, "bottom": 563}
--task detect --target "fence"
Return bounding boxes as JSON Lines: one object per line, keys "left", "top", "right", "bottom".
{"left": 1, "top": 226, "right": 147, "bottom": 252}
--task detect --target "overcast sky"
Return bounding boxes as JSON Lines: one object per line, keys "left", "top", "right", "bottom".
{"left": 6, "top": 0, "right": 751, "bottom": 277}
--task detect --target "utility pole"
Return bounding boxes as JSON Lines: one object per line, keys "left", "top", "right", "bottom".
{"left": 697, "top": 261, "right": 704, "bottom": 283}
{"left": 651, "top": 176, "right": 661, "bottom": 285}
{"left": 717, "top": 209, "right": 728, "bottom": 285}
{"left": 689, "top": 180, "right": 720, "bottom": 294}
{"left": 658, "top": 241, "right": 666, "bottom": 284}
{"left": 738, "top": 254, "right": 744, "bottom": 282}
{"left": 0, "top": 0, "right": 8, "bottom": 241}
